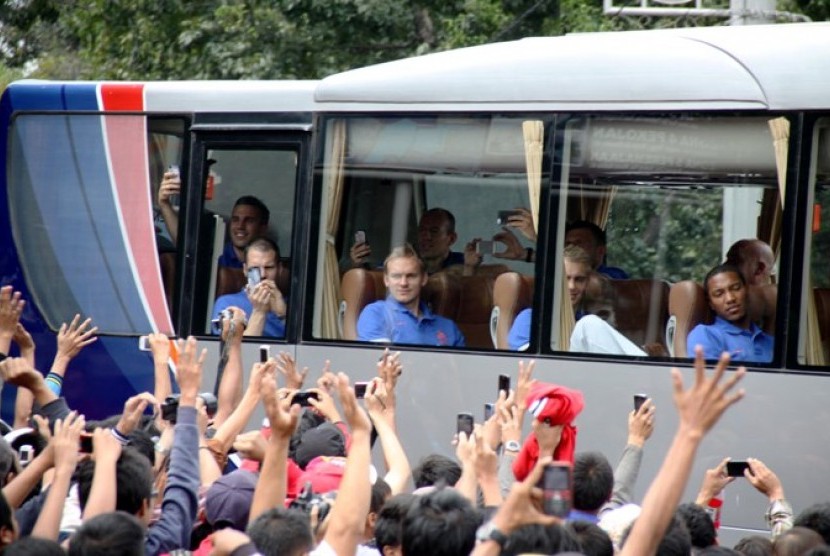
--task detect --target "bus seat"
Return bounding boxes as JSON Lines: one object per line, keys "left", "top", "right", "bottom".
{"left": 453, "top": 274, "right": 502, "bottom": 349}
{"left": 815, "top": 288, "right": 830, "bottom": 362}
{"left": 339, "top": 268, "right": 460, "bottom": 342}
{"left": 611, "top": 279, "right": 671, "bottom": 355}
{"left": 667, "top": 281, "right": 711, "bottom": 358}
{"left": 491, "top": 272, "right": 535, "bottom": 349}
{"left": 214, "top": 259, "right": 292, "bottom": 300}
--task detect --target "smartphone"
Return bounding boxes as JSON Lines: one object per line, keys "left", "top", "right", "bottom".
{"left": 634, "top": 394, "right": 648, "bottom": 412}
{"left": 247, "top": 267, "right": 262, "bottom": 288}
{"left": 167, "top": 164, "right": 181, "bottom": 209}
{"left": 497, "top": 210, "right": 519, "bottom": 225}
{"left": 726, "top": 461, "right": 751, "bottom": 477}
{"left": 354, "top": 230, "right": 366, "bottom": 244}
{"left": 292, "top": 391, "right": 321, "bottom": 407}
{"left": 259, "top": 345, "right": 270, "bottom": 363}
{"left": 79, "top": 433, "right": 94, "bottom": 454}
{"left": 138, "top": 335, "right": 151, "bottom": 351}
{"left": 484, "top": 403, "right": 495, "bottom": 421}
{"left": 354, "top": 382, "right": 369, "bottom": 399}
{"left": 456, "top": 412, "right": 474, "bottom": 437}
{"left": 498, "top": 374, "right": 510, "bottom": 396}
{"left": 18, "top": 445, "right": 33, "bottom": 466}
{"left": 539, "top": 461, "right": 573, "bottom": 517}
{"left": 476, "top": 240, "right": 495, "bottom": 255}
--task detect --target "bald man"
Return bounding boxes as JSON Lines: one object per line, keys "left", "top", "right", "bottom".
{"left": 725, "top": 239, "right": 777, "bottom": 335}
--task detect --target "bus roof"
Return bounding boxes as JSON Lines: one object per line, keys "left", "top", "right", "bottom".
{"left": 3, "top": 80, "right": 318, "bottom": 113}
{"left": 315, "top": 22, "right": 830, "bottom": 112}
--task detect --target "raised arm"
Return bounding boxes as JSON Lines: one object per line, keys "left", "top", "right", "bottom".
{"left": 745, "top": 458, "right": 793, "bottom": 538}
{"left": 157, "top": 168, "right": 181, "bottom": 243}
{"left": 81, "top": 428, "right": 123, "bottom": 520}
{"left": 214, "top": 307, "right": 246, "bottom": 426}
{"left": 49, "top": 314, "right": 97, "bottom": 390}
{"left": 365, "top": 378, "right": 410, "bottom": 494}
{"left": 248, "top": 369, "right": 300, "bottom": 523}
{"left": 604, "top": 398, "right": 655, "bottom": 511}
{"left": 0, "top": 285, "right": 24, "bottom": 356}
{"left": 620, "top": 349, "right": 745, "bottom": 556}
{"left": 148, "top": 333, "right": 173, "bottom": 405}
{"left": 32, "top": 413, "right": 84, "bottom": 540}
{"left": 322, "top": 373, "right": 373, "bottom": 556}
{"left": 12, "top": 323, "right": 36, "bottom": 428}
{"left": 0, "top": 357, "right": 58, "bottom": 409}
{"left": 211, "top": 359, "right": 274, "bottom": 456}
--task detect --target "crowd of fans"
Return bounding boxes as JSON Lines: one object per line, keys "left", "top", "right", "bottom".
{"left": 0, "top": 283, "right": 826, "bottom": 556}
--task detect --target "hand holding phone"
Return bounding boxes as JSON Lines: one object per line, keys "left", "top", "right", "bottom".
{"left": 726, "top": 460, "right": 751, "bottom": 477}
{"left": 456, "top": 412, "right": 474, "bottom": 437}
{"left": 539, "top": 461, "right": 573, "bottom": 517}
{"left": 291, "top": 391, "right": 321, "bottom": 407}
{"left": 498, "top": 374, "right": 510, "bottom": 396}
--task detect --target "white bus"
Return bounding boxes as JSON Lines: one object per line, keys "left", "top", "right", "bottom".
{"left": 2, "top": 22, "right": 829, "bottom": 543}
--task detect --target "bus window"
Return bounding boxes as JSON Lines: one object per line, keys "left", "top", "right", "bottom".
{"left": 7, "top": 113, "right": 183, "bottom": 336}
{"left": 186, "top": 145, "right": 298, "bottom": 339}
{"left": 547, "top": 115, "right": 782, "bottom": 364}
{"left": 800, "top": 119, "right": 830, "bottom": 366}
{"left": 312, "top": 115, "right": 547, "bottom": 349}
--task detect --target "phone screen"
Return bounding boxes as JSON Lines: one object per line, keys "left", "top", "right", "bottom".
{"left": 498, "top": 374, "right": 510, "bottom": 396}
{"left": 247, "top": 267, "right": 262, "bottom": 288}
{"left": 354, "top": 382, "right": 368, "bottom": 399}
{"left": 726, "top": 461, "right": 750, "bottom": 477}
{"left": 292, "top": 391, "right": 320, "bottom": 407}
{"left": 259, "top": 345, "right": 270, "bottom": 363}
{"left": 476, "top": 240, "right": 494, "bottom": 255}
{"left": 497, "top": 210, "right": 519, "bottom": 225}
{"left": 634, "top": 394, "right": 648, "bottom": 412}
{"left": 456, "top": 413, "right": 474, "bottom": 436}
{"left": 484, "top": 403, "right": 495, "bottom": 421}
{"left": 540, "top": 462, "right": 572, "bottom": 517}
{"left": 355, "top": 230, "right": 366, "bottom": 244}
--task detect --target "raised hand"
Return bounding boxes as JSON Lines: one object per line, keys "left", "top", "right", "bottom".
{"left": 55, "top": 314, "right": 98, "bottom": 362}
{"left": 276, "top": 352, "right": 308, "bottom": 390}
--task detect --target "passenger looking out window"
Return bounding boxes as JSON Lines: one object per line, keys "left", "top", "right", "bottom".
{"left": 211, "top": 238, "right": 286, "bottom": 338}
{"left": 356, "top": 245, "right": 465, "bottom": 347}
{"left": 509, "top": 246, "right": 645, "bottom": 355}
{"left": 686, "top": 264, "right": 774, "bottom": 363}
{"left": 565, "top": 220, "right": 629, "bottom": 280}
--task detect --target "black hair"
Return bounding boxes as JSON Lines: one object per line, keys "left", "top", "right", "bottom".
{"left": 566, "top": 220, "right": 607, "bottom": 246}
{"left": 699, "top": 547, "right": 741, "bottom": 555}
{"left": 5, "top": 537, "right": 65, "bottom": 556}
{"left": 573, "top": 451, "right": 614, "bottom": 513}
{"left": 374, "top": 493, "right": 415, "bottom": 551}
{"left": 773, "top": 526, "right": 826, "bottom": 556}
{"left": 371, "top": 476, "right": 392, "bottom": 514}
{"left": 234, "top": 195, "right": 270, "bottom": 224}
{"left": 0, "top": 491, "right": 14, "bottom": 535}
{"left": 246, "top": 507, "right": 313, "bottom": 556}
{"left": 703, "top": 264, "right": 746, "bottom": 297}
{"left": 732, "top": 535, "right": 773, "bottom": 556}
{"left": 401, "top": 488, "right": 479, "bottom": 556}
{"left": 796, "top": 502, "right": 830, "bottom": 544}
{"left": 566, "top": 520, "right": 613, "bottom": 556}
{"left": 67, "top": 511, "right": 145, "bottom": 556}
{"left": 411, "top": 454, "right": 462, "bottom": 488}
{"left": 676, "top": 502, "right": 717, "bottom": 549}
{"left": 421, "top": 207, "right": 456, "bottom": 234}
{"left": 288, "top": 410, "right": 326, "bottom": 462}
{"left": 76, "top": 447, "right": 153, "bottom": 515}
{"left": 0, "top": 439, "right": 19, "bottom": 487}
{"left": 503, "top": 523, "right": 581, "bottom": 556}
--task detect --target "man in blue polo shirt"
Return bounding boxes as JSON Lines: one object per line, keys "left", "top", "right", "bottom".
{"left": 356, "top": 245, "right": 465, "bottom": 347}
{"left": 686, "top": 264, "right": 773, "bottom": 363}
{"left": 212, "top": 237, "right": 286, "bottom": 338}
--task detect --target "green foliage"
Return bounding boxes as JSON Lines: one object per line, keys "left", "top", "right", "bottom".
{"left": 606, "top": 188, "right": 723, "bottom": 283}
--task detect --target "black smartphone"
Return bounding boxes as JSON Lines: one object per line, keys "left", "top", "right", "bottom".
{"left": 498, "top": 374, "right": 510, "bottom": 396}
{"left": 79, "top": 433, "right": 94, "bottom": 454}
{"left": 726, "top": 461, "right": 751, "bottom": 477}
{"left": 354, "top": 382, "right": 369, "bottom": 399}
{"left": 292, "top": 391, "right": 321, "bottom": 407}
{"left": 539, "top": 462, "right": 573, "bottom": 517}
{"left": 497, "top": 210, "right": 519, "bottom": 225}
{"left": 484, "top": 403, "right": 495, "bottom": 421}
{"left": 456, "top": 412, "right": 474, "bottom": 436}
{"left": 634, "top": 394, "right": 648, "bottom": 412}
{"left": 259, "top": 345, "right": 270, "bottom": 363}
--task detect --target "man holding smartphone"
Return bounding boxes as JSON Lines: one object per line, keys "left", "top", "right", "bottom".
{"left": 356, "top": 245, "right": 465, "bottom": 346}
{"left": 211, "top": 237, "right": 286, "bottom": 338}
